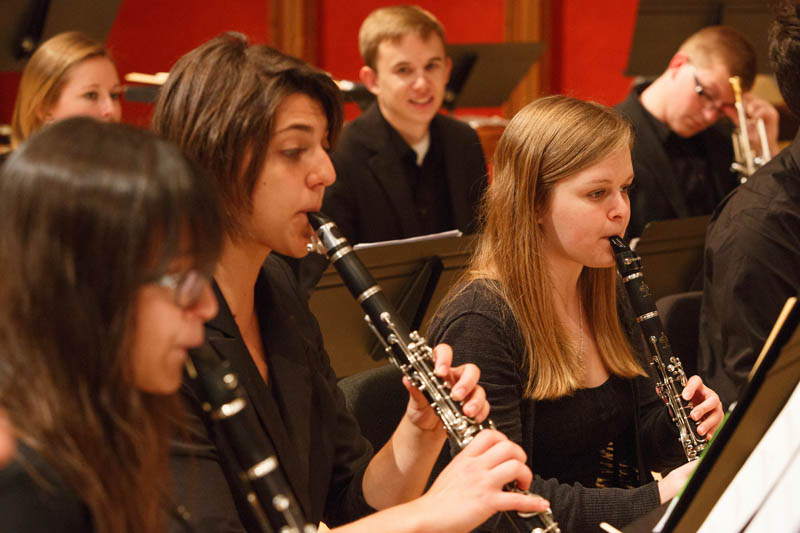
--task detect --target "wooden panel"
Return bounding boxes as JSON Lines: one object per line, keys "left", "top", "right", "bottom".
{"left": 504, "top": 0, "right": 551, "bottom": 117}
{"left": 270, "top": 0, "right": 318, "bottom": 64}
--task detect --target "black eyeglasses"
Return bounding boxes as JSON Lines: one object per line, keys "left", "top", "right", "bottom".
{"left": 152, "top": 270, "right": 212, "bottom": 308}
{"left": 691, "top": 66, "right": 735, "bottom": 114}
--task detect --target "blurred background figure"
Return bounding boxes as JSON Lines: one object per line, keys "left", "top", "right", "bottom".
{"left": 10, "top": 31, "right": 122, "bottom": 149}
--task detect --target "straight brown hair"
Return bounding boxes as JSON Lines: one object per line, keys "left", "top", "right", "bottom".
{"left": 153, "top": 32, "right": 343, "bottom": 239}
{"left": 459, "top": 96, "right": 645, "bottom": 400}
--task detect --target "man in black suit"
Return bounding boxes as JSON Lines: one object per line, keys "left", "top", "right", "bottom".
{"left": 323, "top": 5, "right": 487, "bottom": 245}
{"left": 616, "top": 25, "right": 779, "bottom": 240}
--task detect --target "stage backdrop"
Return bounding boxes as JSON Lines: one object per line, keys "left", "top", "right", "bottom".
{"left": 0, "top": 0, "right": 638, "bottom": 127}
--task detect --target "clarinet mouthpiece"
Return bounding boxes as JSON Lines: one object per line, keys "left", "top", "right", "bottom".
{"left": 306, "top": 211, "right": 330, "bottom": 230}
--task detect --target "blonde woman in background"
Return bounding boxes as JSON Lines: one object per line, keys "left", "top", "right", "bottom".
{"left": 11, "top": 31, "right": 122, "bottom": 148}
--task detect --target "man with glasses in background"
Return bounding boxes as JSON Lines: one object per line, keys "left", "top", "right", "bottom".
{"left": 616, "top": 25, "right": 779, "bottom": 240}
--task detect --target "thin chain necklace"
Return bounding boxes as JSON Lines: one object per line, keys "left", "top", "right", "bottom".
{"left": 577, "top": 296, "right": 584, "bottom": 365}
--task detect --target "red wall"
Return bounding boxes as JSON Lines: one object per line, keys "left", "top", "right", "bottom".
{"left": 0, "top": 0, "right": 269, "bottom": 127}
{"left": 1, "top": 1, "right": 640, "bottom": 127}
{"left": 555, "top": 0, "right": 639, "bottom": 104}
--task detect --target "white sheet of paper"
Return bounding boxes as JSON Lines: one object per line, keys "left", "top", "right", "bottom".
{"left": 353, "top": 229, "right": 463, "bottom": 250}
{"left": 697, "top": 380, "right": 800, "bottom": 532}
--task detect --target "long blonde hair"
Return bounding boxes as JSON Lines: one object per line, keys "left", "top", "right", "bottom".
{"left": 466, "top": 95, "right": 645, "bottom": 400}
{"left": 11, "top": 31, "right": 111, "bottom": 148}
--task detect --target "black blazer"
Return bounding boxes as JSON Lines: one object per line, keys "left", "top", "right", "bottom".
{"left": 325, "top": 103, "right": 487, "bottom": 244}
{"left": 171, "top": 255, "right": 374, "bottom": 532}
{"left": 616, "top": 85, "right": 737, "bottom": 239}
{"left": 0, "top": 443, "right": 92, "bottom": 532}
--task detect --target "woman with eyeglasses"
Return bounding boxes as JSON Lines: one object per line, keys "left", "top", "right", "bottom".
{"left": 153, "top": 33, "right": 548, "bottom": 533}
{"left": 0, "top": 117, "right": 221, "bottom": 532}
{"left": 428, "top": 96, "right": 724, "bottom": 533}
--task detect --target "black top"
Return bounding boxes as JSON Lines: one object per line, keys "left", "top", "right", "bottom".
{"left": 532, "top": 374, "right": 632, "bottom": 487}
{"left": 170, "top": 255, "right": 375, "bottom": 532}
{"left": 615, "top": 83, "right": 737, "bottom": 239}
{"left": 0, "top": 442, "right": 93, "bottom": 532}
{"left": 428, "top": 280, "right": 685, "bottom": 533}
{"left": 384, "top": 111, "right": 454, "bottom": 236}
{"left": 325, "top": 103, "right": 487, "bottom": 245}
{"left": 698, "top": 133, "right": 800, "bottom": 407}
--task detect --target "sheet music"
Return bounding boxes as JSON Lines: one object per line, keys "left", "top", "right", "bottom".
{"left": 697, "top": 379, "right": 800, "bottom": 532}
{"left": 743, "top": 445, "right": 800, "bottom": 532}
{"left": 353, "top": 229, "right": 463, "bottom": 250}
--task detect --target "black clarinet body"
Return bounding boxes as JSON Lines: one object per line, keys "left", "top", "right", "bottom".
{"left": 609, "top": 236, "right": 706, "bottom": 462}
{"left": 308, "top": 211, "right": 560, "bottom": 533}
{"left": 186, "top": 347, "right": 317, "bottom": 533}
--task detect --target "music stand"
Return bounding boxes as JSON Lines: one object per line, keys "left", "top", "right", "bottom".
{"left": 308, "top": 234, "right": 476, "bottom": 378}
{"left": 626, "top": 0, "right": 773, "bottom": 78}
{"left": 655, "top": 296, "right": 800, "bottom": 532}
{"left": 633, "top": 215, "right": 711, "bottom": 302}
{"left": 336, "top": 41, "right": 544, "bottom": 113}
{"left": 444, "top": 42, "right": 545, "bottom": 111}
{"left": 1, "top": 0, "right": 122, "bottom": 71}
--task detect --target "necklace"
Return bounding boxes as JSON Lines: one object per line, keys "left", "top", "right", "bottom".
{"left": 577, "top": 296, "right": 584, "bottom": 365}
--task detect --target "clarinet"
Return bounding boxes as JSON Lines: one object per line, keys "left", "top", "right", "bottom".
{"left": 186, "top": 346, "right": 318, "bottom": 533}
{"left": 307, "top": 212, "right": 560, "bottom": 533}
{"left": 609, "top": 236, "right": 707, "bottom": 462}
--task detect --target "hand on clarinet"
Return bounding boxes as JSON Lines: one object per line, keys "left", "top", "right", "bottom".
{"left": 657, "top": 376, "right": 724, "bottom": 505}
{"left": 402, "top": 343, "right": 490, "bottom": 433}
{"left": 421, "top": 429, "right": 550, "bottom": 532}
{"left": 681, "top": 375, "right": 724, "bottom": 437}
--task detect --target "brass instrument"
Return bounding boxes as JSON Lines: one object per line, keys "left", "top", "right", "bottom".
{"left": 308, "top": 211, "right": 560, "bottom": 533}
{"left": 610, "top": 237, "right": 707, "bottom": 462}
{"left": 729, "top": 76, "right": 771, "bottom": 183}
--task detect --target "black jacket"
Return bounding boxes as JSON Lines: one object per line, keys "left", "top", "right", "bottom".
{"left": 325, "top": 103, "right": 487, "bottom": 244}
{"left": 616, "top": 84, "right": 737, "bottom": 239}
{"left": 698, "top": 133, "right": 800, "bottom": 407}
{"left": 170, "top": 255, "right": 374, "bottom": 532}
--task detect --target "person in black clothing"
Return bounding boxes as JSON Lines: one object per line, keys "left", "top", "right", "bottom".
{"left": 615, "top": 25, "right": 779, "bottom": 239}
{"left": 0, "top": 117, "right": 222, "bottom": 533}
{"left": 698, "top": 2, "right": 800, "bottom": 408}
{"left": 429, "top": 96, "right": 724, "bottom": 532}
{"left": 323, "top": 5, "right": 487, "bottom": 245}
{"left": 153, "top": 33, "right": 549, "bottom": 533}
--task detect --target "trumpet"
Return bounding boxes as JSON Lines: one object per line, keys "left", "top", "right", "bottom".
{"left": 729, "top": 75, "right": 771, "bottom": 183}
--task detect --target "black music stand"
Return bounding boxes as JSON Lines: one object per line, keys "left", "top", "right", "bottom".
{"left": 626, "top": 0, "right": 773, "bottom": 78}
{"left": 308, "top": 234, "right": 476, "bottom": 378}
{"left": 633, "top": 215, "right": 711, "bottom": 302}
{"left": 652, "top": 296, "right": 800, "bottom": 532}
{"left": 443, "top": 42, "right": 545, "bottom": 111}
{"left": 1, "top": 0, "right": 122, "bottom": 71}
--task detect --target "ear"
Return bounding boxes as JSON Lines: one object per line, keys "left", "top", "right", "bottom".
{"left": 35, "top": 105, "right": 52, "bottom": 124}
{"left": 360, "top": 66, "right": 379, "bottom": 96}
{"left": 668, "top": 53, "right": 690, "bottom": 71}
{"left": 444, "top": 56, "right": 453, "bottom": 79}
